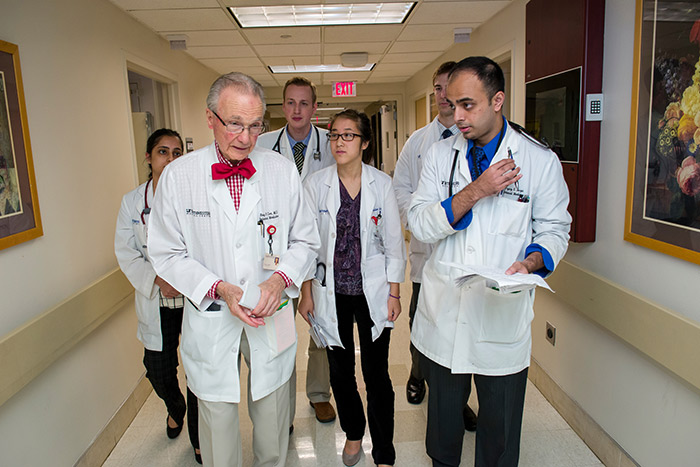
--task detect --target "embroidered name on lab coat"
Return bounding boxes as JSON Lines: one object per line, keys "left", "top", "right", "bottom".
{"left": 185, "top": 209, "right": 211, "bottom": 217}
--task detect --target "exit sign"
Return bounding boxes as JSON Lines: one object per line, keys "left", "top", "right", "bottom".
{"left": 332, "top": 81, "right": 356, "bottom": 97}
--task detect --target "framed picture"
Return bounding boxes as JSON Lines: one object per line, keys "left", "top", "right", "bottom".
{"left": 625, "top": 0, "right": 700, "bottom": 265}
{"left": 0, "top": 40, "right": 42, "bottom": 250}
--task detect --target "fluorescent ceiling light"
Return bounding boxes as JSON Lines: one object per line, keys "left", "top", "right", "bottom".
{"left": 231, "top": 3, "right": 415, "bottom": 28}
{"left": 269, "top": 64, "right": 375, "bottom": 73}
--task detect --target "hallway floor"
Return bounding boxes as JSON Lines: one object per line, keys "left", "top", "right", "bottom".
{"left": 103, "top": 290, "right": 603, "bottom": 467}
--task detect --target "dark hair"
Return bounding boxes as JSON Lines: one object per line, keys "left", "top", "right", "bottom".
{"left": 329, "top": 109, "right": 375, "bottom": 164}
{"left": 283, "top": 77, "right": 317, "bottom": 104}
{"left": 432, "top": 61, "right": 457, "bottom": 85}
{"left": 449, "top": 56, "right": 505, "bottom": 101}
{"left": 146, "top": 128, "right": 183, "bottom": 179}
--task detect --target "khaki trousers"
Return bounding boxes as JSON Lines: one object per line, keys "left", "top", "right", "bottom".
{"left": 198, "top": 333, "right": 290, "bottom": 467}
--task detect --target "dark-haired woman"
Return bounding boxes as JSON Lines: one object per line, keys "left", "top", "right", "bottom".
{"left": 115, "top": 129, "right": 200, "bottom": 463}
{"left": 299, "top": 110, "right": 405, "bottom": 467}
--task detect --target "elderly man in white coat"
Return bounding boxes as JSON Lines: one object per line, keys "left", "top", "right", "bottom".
{"left": 257, "top": 76, "right": 337, "bottom": 426}
{"left": 148, "top": 72, "right": 320, "bottom": 467}
{"left": 408, "top": 57, "right": 571, "bottom": 467}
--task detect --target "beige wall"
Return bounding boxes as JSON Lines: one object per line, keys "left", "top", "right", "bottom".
{"left": 0, "top": 0, "right": 217, "bottom": 464}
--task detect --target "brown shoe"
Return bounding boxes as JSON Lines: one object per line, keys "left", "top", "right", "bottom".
{"left": 310, "top": 401, "right": 336, "bottom": 423}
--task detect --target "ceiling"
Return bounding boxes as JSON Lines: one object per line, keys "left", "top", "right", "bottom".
{"left": 109, "top": 0, "right": 513, "bottom": 89}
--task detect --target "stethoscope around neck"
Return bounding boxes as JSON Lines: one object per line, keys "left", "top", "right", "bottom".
{"left": 272, "top": 125, "right": 321, "bottom": 161}
{"left": 141, "top": 178, "right": 152, "bottom": 224}
{"left": 448, "top": 122, "right": 507, "bottom": 197}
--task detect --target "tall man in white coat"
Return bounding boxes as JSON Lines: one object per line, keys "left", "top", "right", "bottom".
{"left": 148, "top": 72, "right": 320, "bottom": 467}
{"left": 393, "top": 61, "right": 477, "bottom": 431}
{"left": 257, "top": 77, "right": 336, "bottom": 426}
{"left": 408, "top": 57, "right": 571, "bottom": 467}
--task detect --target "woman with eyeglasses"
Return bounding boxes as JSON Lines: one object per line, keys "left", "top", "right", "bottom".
{"left": 299, "top": 110, "right": 406, "bottom": 467}
{"left": 114, "top": 128, "right": 201, "bottom": 464}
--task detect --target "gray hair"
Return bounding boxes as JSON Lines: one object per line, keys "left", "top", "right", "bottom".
{"left": 206, "top": 72, "right": 266, "bottom": 114}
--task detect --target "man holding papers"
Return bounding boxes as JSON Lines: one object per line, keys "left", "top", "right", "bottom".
{"left": 407, "top": 56, "right": 571, "bottom": 467}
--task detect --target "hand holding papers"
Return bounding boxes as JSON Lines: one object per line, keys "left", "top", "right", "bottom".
{"left": 441, "top": 262, "right": 553, "bottom": 294}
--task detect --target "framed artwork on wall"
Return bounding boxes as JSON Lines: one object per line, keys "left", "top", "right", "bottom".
{"left": 0, "top": 40, "right": 42, "bottom": 251}
{"left": 625, "top": 0, "right": 700, "bottom": 265}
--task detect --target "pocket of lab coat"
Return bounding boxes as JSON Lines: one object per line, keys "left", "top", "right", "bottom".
{"left": 488, "top": 197, "right": 531, "bottom": 237}
{"left": 181, "top": 303, "right": 227, "bottom": 366}
{"left": 477, "top": 287, "right": 534, "bottom": 344}
{"left": 310, "top": 279, "right": 336, "bottom": 343}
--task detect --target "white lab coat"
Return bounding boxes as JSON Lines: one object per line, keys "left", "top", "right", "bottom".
{"left": 147, "top": 143, "right": 320, "bottom": 403}
{"left": 407, "top": 123, "right": 571, "bottom": 376}
{"left": 393, "top": 117, "right": 458, "bottom": 282}
{"left": 304, "top": 164, "right": 406, "bottom": 348}
{"left": 115, "top": 181, "right": 164, "bottom": 351}
{"left": 257, "top": 125, "right": 334, "bottom": 182}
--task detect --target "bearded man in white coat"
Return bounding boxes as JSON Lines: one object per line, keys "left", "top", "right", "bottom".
{"left": 148, "top": 72, "right": 320, "bottom": 467}
{"left": 408, "top": 57, "right": 571, "bottom": 467}
{"left": 257, "top": 77, "right": 336, "bottom": 426}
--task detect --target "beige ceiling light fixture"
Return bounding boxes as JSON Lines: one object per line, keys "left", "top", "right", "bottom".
{"left": 230, "top": 3, "right": 416, "bottom": 28}
{"left": 340, "top": 52, "right": 368, "bottom": 67}
{"left": 269, "top": 64, "right": 375, "bottom": 73}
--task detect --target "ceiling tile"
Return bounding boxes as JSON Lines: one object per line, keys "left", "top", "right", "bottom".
{"left": 323, "top": 42, "right": 389, "bottom": 55}
{"left": 322, "top": 54, "right": 382, "bottom": 65}
{"left": 408, "top": 1, "right": 510, "bottom": 24}
{"left": 382, "top": 51, "right": 441, "bottom": 64}
{"left": 241, "top": 27, "right": 321, "bottom": 45}
{"left": 390, "top": 39, "right": 451, "bottom": 53}
{"left": 398, "top": 23, "right": 471, "bottom": 42}
{"left": 324, "top": 24, "right": 404, "bottom": 43}
{"left": 110, "top": 0, "right": 220, "bottom": 9}
{"left": 198, "top": 59, "right": 270, "bottom": 76}
{"left": 162, "top": 30, "right": 246, "bottom": 47}
{"left": 254, "top": 44, "right": 321, "bottom": 57}
{"left": 186, "top": 45, "right": 258, "bottom": 59}
{"left": 262, "top": 56, "right": 323, "bottom": 66}
{"left": 130, "top": 9, "right": 234, "bottom": 32}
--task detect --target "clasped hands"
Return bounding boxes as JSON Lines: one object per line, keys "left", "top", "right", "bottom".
{"left": 216, "top": 274, "right": 286, "bottom": 327}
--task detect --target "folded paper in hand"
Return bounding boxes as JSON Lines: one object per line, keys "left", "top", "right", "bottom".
{"left": 441, "top": 262, "right": 554, "bottom": 294}
{"left": 308, "top": 313, "right": 330, "bottom": 348}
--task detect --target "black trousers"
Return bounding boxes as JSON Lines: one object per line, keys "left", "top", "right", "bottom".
{"left": 408, "top": 282, "right": 423, "bottom": 381}
{"left": 327, "top": 293, "right": 396, "bottom": 466}
{"left": 143, "top": 306, "right": 199, "bottom": 450}
{"left": 421, "top": 352, "right": 527, "bottom": 467}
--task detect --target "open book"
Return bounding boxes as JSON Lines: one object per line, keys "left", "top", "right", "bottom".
{"left": 441, "top": 262, "right": 554, "bottom": 294}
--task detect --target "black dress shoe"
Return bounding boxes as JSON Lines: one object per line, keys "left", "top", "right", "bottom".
{"left": 289, "top": 424, "right": 294, "bottom": 435}
{"left": 166, "top": 415, "right": 183, "bottom": 439}
{"left": 406, "top": 377, "right": 426, "bottom": 404}
{"left": 463, "top": 405, "right": 477, "bottom": 432}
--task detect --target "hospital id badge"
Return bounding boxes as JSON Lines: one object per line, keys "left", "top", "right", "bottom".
{"left": 263, "top": 253, "right": 281, "bottom": 270}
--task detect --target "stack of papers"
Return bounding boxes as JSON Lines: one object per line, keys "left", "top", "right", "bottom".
{"left": 308, "top": 313, "right": 329, "bottom": 348}
{"left": 441, "top": 262, "right": 553, "bottom": 294}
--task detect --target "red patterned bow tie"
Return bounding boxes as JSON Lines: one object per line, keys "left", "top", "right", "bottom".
{"left": 211, "top": 158, "right": 256, "bottom": 180}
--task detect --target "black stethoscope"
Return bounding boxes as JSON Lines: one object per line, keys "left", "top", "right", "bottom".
{"left": 448, "top": 122, "right": 507, "bottom": 197}
{"left": 272, "top": 125, "right": 321, "bottom": 161}
{"left": 140, "top": 178, "right": 152, "bottom": 225}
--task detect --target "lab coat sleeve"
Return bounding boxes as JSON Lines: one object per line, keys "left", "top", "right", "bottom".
{"left": 148, "top": 166, "right": 221, "bottom": 308}
{"left": 275, "top": 168, "right": 321, "bottom": 295}
{"left": 392, "top": 137, "right": 415, "bottom": 228}
{"left": 114, "top": 192, "right": 158, "bottom": 299}
{"left": 381, "top": 178, "right": 407, "bottom": 283}
{"left": 530, "top": 153, "right": 572, "bottom": 273}
{"left": 407, "top": 144, "right": 457, "bottom": 244}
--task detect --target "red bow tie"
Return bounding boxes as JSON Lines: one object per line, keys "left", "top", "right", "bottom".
{"left": 211, "top": 158, "right": 256, "bottom": 180}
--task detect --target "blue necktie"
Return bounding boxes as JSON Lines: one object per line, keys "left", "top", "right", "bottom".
{"left": 470, "top": 146, "right": 486, "bottom": 180}
{"left": 441, "top": 129, "right": 453, "bottom": 139}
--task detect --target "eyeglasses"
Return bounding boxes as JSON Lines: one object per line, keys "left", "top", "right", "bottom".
{"left": 211, "top": 110, "right": 265, "bottom": 135}
{"left": 328, "top": 132, "right": 362, "bottom": 142}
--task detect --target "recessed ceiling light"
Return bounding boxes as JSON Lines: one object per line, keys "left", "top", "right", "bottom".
{"left": 230, "top": 3, "right": 415, "bottom": 28}
{"left": 269, "top": 64, "right": 375, "bottom": 73}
